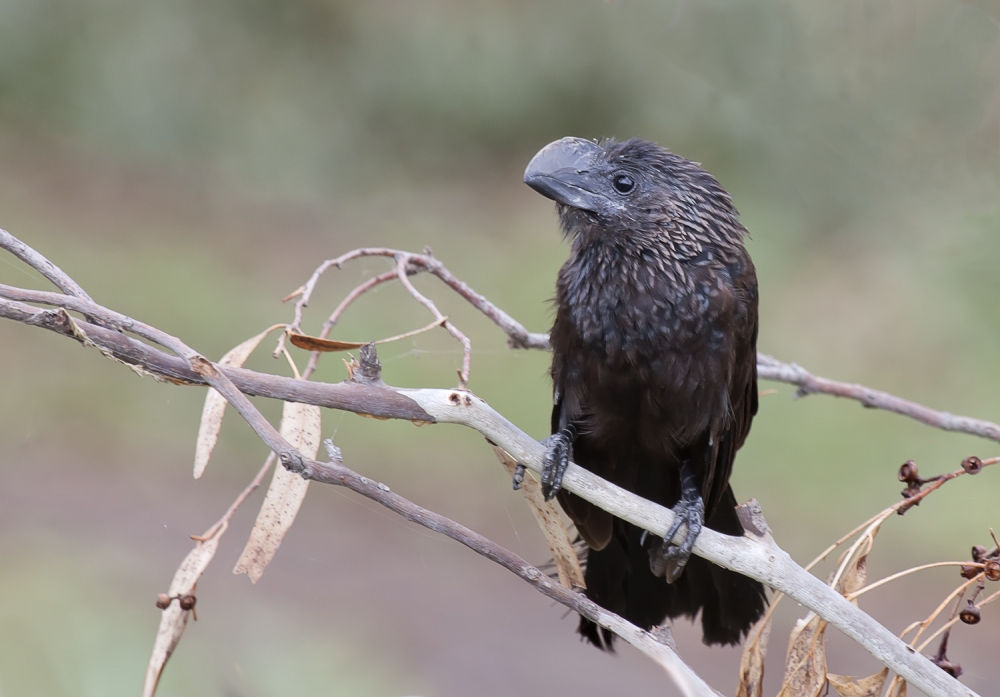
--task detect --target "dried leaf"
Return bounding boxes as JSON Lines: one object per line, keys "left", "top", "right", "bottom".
{"left": 142, "top": 524, "right": 226, "bottom": 697}
{"left": 288, "top": 317, "right": 447, "bottom": 354}
{"left": 233, "top": 401, "right": 322, "bottom": 583}
{"left": 828, "top": 668, "right": 889, "bottom": 697}
{"left": 289, "top": 333, "right": 366, "bottom": 351}
{"left": 778, "top": 615, "right": 828, "bottom": 697}
{"left": 193, "top": 328, "right": 275, "bottom": 479}
{"left": 736, "top": 614, "right": 772, "bottom": 697}
{"left": 838, "top": 547, "right": 869, "bottom": 601}
{"left": 492, "top": 445, "right": 585, "bottom": 590}
{"left": 834, "top": 519, "right": 882, "bottom": 602}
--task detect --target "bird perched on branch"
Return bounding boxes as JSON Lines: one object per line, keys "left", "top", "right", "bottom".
{"left": 523, "top": 136, "right": 767, "bottom": 648}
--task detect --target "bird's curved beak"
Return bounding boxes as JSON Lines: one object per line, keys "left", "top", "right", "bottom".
{"left": 524, "top": 137, "right": 609, "bottom": 214}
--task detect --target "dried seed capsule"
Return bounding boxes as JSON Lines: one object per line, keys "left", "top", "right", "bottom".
{"left": 959, "top": 602, "right": 981, "bottom": 625}
{"left": 985, "top": 560, "right": 1000, "bottom": 582}
{"left": 155, "top": 594, "right": 172, "bottom": 609}
{"left": 960, "top": 565, "right": 981, "bottom": 580}
{"left": 178, "top": 594, "right": 197, "bottom": 611}
{"left": 898, "top": 460, "right": 919, "bottom": 483}
{"left": 933, "top": 658, "right": 963, "bottom": 679}
{"left": 972, "top": 545, "right": 988, "bottom": 563}
{"left": 961, "top": 456, "right": 983, "bottom": 475}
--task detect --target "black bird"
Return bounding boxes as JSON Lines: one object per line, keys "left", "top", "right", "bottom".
{"left": 523, "top": 137, "right": 767, "bottom": 648}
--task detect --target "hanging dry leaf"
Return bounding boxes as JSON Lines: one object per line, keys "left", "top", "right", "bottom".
{"left": 492, "top": 445, "right": 585, "bottom": 590}
{"left": 142, "top": 524, "right": 227, "bottom": 697}
{"left": 288, "top": 316, "right": 447, "bottom": 354}
{"left": 835, "top": 523, "right": 880, "bottom": 601}
{"left": 735, "top": 614, "right": 772, "bottom": 697}
{"left": 777, "top": 614, "right": 828, "bottom": 697}
{"left": 193, "top": 327, "right": 277, "bottom": 479}
{"left": 233, "top": 401, "right": 322, "bottom": 583}
{"left": 289, "top": 334, "right": 366, "bottom": 351}
{"left": 827, "top": 668, "right": 889, "bottom": 697}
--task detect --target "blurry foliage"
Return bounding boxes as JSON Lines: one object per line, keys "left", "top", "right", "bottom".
{"left": 0, "top": 544, "right": 402, "bottom": 697}
{"left": 0, "top": 0, "right": 995, "bottom": 211}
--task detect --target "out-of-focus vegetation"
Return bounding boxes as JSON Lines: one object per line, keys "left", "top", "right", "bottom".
{"left": 0, "top": 1, "right": 997, "bottom": 695}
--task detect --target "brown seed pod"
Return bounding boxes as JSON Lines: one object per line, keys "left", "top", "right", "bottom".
{"left": 898, "top": 460, "right": 919, "bottom": 483}
{"left": 932, "top": 658, "right": 963, "bottom": 679}
{"left": 961, "top": 456, "right": 983, "bottom": 475}
{"left": 985, "top": 560, "right": 1000, "bottom": 582}
{"left": 959, "top": 602, "right": 981, "bottom": 625}
{"left": 972, "top": 545, "right": 989, "bottom": 563}
{"left": 178, "top": 594, "right": 197, "bottom": 611}
{"left": 155, "top": 593, "right": 172, "bottom": 609}
{"left": 960, "top": 565, "right": 981, "bottom": 580}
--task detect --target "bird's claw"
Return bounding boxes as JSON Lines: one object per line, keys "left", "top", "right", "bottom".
{"left": 540, "top": 431, "right": 573, "bottom": 500}
{"left": 511, "top": 463, "right": 526, "bottom": 490}
{"left": 656, "top": 494, "right": 705, "bottom": 582}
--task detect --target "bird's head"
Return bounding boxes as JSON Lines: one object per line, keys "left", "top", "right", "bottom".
{"left": 524, "top": 137, "right": 742, "bottom": 249}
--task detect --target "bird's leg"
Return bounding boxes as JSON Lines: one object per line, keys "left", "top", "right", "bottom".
{"left": 658, "top": 459, "right": 705, "bottom": 583}
{"left": 511, "top": 463, "right": 526, "bottom": 490}
{"left": 539, "top": 426, "right": 576, "bottom": 500}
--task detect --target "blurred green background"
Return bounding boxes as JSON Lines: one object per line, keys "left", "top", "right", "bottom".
{"left": 0, "top": 1, "right": 998, "bottom": 695}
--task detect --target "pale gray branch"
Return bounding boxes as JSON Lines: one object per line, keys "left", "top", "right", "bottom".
{"left": 399, "top": 388, "right": 977, "bottom": 697}
{"left": 308, "top": 440, "right": 721, "bottom": 697}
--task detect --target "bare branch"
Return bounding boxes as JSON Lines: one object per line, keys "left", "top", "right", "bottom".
{"left": 394, "top": 255, "right": 472, "bottom": 386}
{"left": 279, "top": 246, "right": 1000, "bottom": 446}
{"left": 757, "top": 354, "right": 1000, "bottom": 444}
{"left": 283, "top": 246, "right": 1000, "bottom": 445}
{"left": 0, "top": 227, "right": 93, "bottom": 301}
{"left": 284, "top": 247, "right": 547, "bottom": 365}
{"left": 307, "top": 439, "right": 722, "bottom": 697}
{"left": 143, "top": 455, "right": 273, "bottom": 697}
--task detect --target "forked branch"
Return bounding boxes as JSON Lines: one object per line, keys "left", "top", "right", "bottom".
{"left": 280, "top": 243, "right": 1000, "bottom": 446}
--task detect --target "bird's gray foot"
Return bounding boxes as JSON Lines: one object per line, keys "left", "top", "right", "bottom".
{"left": 540, "top": 430, "right": 573, "bottom": 500}
{"left": 511, "top": 463, "right": 526, "bottom": 490}
{"left": 658, "top": 493, "right": 705, "bottom": 582}
{"left": 650, "top": 459, "right": 704, "bottom": 582}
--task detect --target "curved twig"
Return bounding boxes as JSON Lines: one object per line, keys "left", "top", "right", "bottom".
{"left": 0, "top": 228, "right": 93, "bottom": 301}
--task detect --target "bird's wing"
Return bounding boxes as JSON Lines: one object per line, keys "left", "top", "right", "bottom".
{"left": 550, "top": 321, "right": 615, "bottom": 551}
{"left": 704, "top": 254, "right": 759, "bottom": 517}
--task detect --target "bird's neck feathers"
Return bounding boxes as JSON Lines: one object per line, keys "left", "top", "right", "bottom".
{"left": 559, "top": 205, "right": 748, "bottom": 275}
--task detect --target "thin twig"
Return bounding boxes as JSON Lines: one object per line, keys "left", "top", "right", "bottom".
{"left": 302, "top": 269, "right": 398, "bottom": 377}
{"left": 394, "top": 255, "right": 472, "bottom": 387}
{"left": 916, "top": 588, "right": 1000, "bottom": 652}
{"left": 192, "top": 454, "right": 275, "bottom": 542}
{"left": 305, "top": 443, "right": 720, "bottom": 697}
{"left": 757, "top": 354, "right": 1000, "bottom": 444}
{"left": 848, "top": 562, "right": 985, "bottom": 601}
{"left": 902, "top": 575, "right": 984, "bottom": 645}
{"left": 0, "top": 228, "right": 93, "bottom": 301}
{"left": 279, "top": 246, "right": 1000, "bottom": 443}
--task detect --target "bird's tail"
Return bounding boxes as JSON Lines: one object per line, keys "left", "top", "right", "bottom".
{"left": 578, "top": 486, "right": 767, "bottom": 648}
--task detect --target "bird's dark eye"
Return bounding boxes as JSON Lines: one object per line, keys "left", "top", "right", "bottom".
{"left": 612, "top": 174, "right": 635, "bottom": 195}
